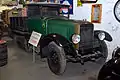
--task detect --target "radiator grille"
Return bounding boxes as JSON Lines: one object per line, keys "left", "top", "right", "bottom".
{"left": 79, "top": 24, "right": 94, "bottom": 49}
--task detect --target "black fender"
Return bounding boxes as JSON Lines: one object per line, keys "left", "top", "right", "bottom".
{"left": 94, "top": 30, "right": 112, "bottom": 42}
{"left": 98, "top": 58, "right": 120, "bottom": 80}
{"left": 112, "top": 46, "right": 120, "bottom": 59}
{"left": 40, "top": 33, "right": 77, "bottom": 58}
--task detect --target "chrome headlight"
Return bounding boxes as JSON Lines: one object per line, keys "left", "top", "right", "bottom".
{"left": 98, "top": 32, "right": 105, "bottom": 40}
{"left": 72, "top": 34, "right": 80, "bottom": 44}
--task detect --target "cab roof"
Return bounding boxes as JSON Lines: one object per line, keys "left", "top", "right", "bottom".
{"left": 26, "top": 2, "right": 70, "bottom": 7}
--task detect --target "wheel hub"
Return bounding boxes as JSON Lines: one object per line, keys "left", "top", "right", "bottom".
{"left": 51, "top": 51, "right": 59, "bottom": 64}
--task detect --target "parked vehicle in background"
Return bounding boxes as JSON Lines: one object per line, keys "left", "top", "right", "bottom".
{"left": 9, "top": 2, "right": 113, "bottom": 75}
{"left": 0, "top": 40, "right": 8, "bottom": 67}
{"left": 98, "top": 47, "right": 120, "bottom": 80}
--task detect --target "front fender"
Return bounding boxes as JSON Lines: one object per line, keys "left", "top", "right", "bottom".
{"left": 40, "top": 33, "right": 70, "bottom": 48}
{"left": 40, "top": 33, "right": 77, "bottom": 58}
{"left": 94, "top": 30, "right": 112, "bottom": 42}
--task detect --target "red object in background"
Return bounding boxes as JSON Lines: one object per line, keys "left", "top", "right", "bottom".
{"left": 0, "top": 40, "right": 6, "bottom": 44}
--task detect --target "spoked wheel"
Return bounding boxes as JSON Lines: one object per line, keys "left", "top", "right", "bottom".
{"left": 47, "top": 41, "right": 66, "bottom": 75}
{"left": 95, "top": 40, "right": 108, "bottom": 64}
{"left": 98, "top": 59, "right": 120, "bottom": 80}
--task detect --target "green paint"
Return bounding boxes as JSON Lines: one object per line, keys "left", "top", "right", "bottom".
{"left": 27, "top": 17, "right": 75, "bottom": 41}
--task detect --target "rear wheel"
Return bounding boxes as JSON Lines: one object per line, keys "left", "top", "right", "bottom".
{"left": 8, "top": 27, "right": 14, "bottom": 38}
{"left": 16, "top": 37, "right": 32, "bottom": 53}
{"left": 24, "top": 38, "right": 32, "bottom": 53}
{"left": 47, "top": 41, "right": 66, "bottom": 75}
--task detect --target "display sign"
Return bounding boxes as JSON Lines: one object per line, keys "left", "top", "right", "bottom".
{"left": 60, "top": 0, "right": 73, "bottom": 14}
{"left": 28, "top": 31, "right": 42, "bottom": 47}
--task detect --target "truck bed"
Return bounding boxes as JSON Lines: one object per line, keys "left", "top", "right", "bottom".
{"left": 10, "top": 17, "right": 28, "bottom": 32}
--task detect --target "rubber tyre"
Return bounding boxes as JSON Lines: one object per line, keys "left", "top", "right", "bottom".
{"left": 24, "top": 38, "right": 33, "bottom": 53}
{"left": 98, "top": 59, "right": 120, "bottom": 80}
{"left": 0, "top": 42, "right": 8, "bottom": 60}
{"left": 0, "top": 59, "right": 7, "bottom": 67}
{"left": 0, "top": 52, "right": 8, "bottom": 60}
{"left": 0, "top": 46, "right": 7, "bottom": 53}
{"left": 47, "top": 41, "right": 66, "bottom": 75}
{"left": 95, "top": 40, "right": 108, "bottom": 64}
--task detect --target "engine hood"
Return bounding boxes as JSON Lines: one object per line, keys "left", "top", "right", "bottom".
{"left": 45, "top": 17, "right": 76, "bottom": 40}
{"left": 27, "top": 16, "right": 93, "bottom": 41}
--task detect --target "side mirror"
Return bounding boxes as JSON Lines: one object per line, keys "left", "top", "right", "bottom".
{"left": 81, "top": 0, "right": 98, "bottom": 3}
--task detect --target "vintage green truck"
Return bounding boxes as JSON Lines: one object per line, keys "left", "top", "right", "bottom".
{"left": 9, "top": 2, "right": 112, "bottom": 75}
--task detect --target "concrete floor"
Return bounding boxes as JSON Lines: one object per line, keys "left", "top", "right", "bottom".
{"left": 0, "top": 37, "right": 103, "bottom": 80}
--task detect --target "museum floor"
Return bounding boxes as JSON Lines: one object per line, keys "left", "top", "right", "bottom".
{"left": 0, "top": 37, "right": 103, "bottom": 80}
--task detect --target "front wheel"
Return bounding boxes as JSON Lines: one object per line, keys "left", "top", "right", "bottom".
{"left": 95, "top": 40, "right": 108, "bottom": 64}
{"left": 47, "top": 41, "right": 66, "bottom": 75}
